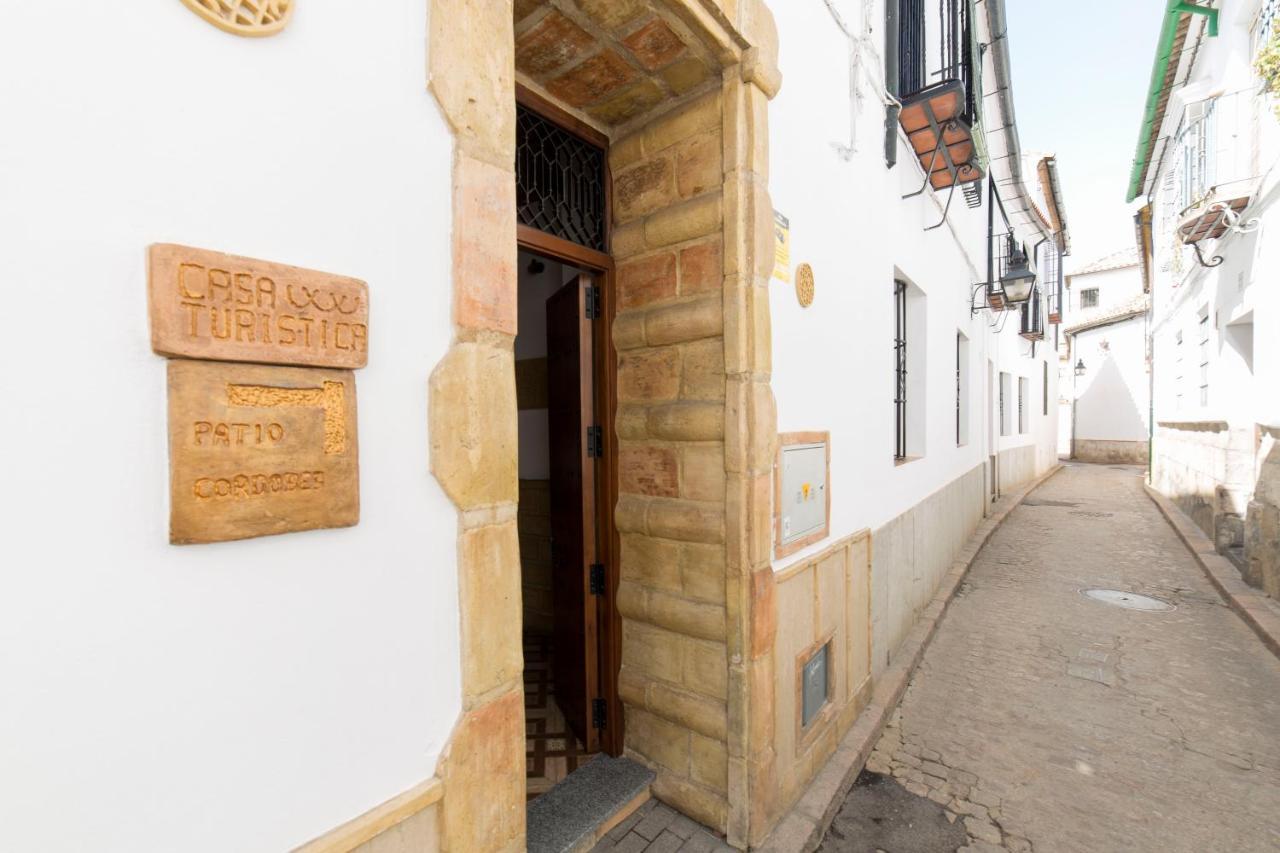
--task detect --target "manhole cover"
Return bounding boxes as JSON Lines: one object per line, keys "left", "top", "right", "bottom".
{"left": 1082, "top": 589, "right": 1175, "bottom": 612}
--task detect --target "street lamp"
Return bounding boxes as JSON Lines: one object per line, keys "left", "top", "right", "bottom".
{"left": 1074, "top": 359, "right": 1086, "bottom": 377}
{"left": 1000, "top": 241, "right": 1036, "bottom": 305}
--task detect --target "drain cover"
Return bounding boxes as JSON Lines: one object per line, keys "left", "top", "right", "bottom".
{"left": 1082, "top": 589, "right": 1175, "bottom": 612}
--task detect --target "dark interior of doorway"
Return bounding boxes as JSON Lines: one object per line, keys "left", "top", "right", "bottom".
{"left": 517, "top": 247, "right": 606, "bottom": 800}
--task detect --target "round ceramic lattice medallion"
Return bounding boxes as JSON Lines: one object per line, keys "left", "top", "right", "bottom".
{"left": 180, "top": 0, "right": 294, "bottom": 37}
{"left": 795, "top": 263, "right": 815, "bottom": 307}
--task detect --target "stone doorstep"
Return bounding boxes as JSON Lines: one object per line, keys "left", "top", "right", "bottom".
{"left": 755, "top": 464, "right": 1066, "bottom": 853}
{"left": 527, "top": 755, "right": 657, "bottom": 853}
{"left": 1143, "top": 483, "right": 1280, "bottom": 662}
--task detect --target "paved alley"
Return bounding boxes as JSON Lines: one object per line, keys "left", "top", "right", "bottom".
{"left": 820, "top": 463, "right": 1280, "bottom": 853}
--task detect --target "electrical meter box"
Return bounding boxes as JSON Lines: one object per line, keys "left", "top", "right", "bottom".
{"left": 777, "top": 433, "right": 829, "bottom": 557}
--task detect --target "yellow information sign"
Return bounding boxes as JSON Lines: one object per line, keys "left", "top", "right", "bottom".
{"left": 773, "top": 210, "right": 790, "bottom": 283}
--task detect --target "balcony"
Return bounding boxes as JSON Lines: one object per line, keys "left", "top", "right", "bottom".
{"left": 1042, "top": 242, "right": 1064, "bottom": 325}
{"left": 896, "top": 0, "right": 983, "bottom": 228}
{"left": 900, "top": 82, "right": 984, "bottom": 193}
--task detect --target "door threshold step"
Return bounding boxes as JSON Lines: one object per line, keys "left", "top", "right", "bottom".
{"left": 527, "top": 755, "right": 655, "bottom": 853}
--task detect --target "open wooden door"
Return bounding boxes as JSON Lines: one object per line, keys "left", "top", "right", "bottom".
{"left": 546, "top": 274, "right": 600, "bottom": 752}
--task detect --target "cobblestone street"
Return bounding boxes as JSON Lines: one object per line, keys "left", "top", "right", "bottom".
{"left": 820, "top": 463, "right": 1280, "bottom": 852}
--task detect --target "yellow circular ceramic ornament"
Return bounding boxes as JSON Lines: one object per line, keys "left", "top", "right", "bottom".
{"left": 795, "top": 263, "right": 815, "bottom": 307}
{"left": 180, "top": 0, "right": 294, "bottom": 37}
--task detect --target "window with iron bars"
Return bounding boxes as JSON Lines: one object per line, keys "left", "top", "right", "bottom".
{"left": 998, "top": 372, "right": 1008, "bottom": 437}
{"left": 1042, "top": 361, "right": 1048, "bottom": 417}
{"left": 1018, "top": 377, "right": 1028, "bottom": 434}
{"left": 1081, "top": 288, "right": 1099, "bottom": 309}
{"left": 1175, "top": 330, "right": 1184, "bottom": 411}
{"left": 1042, "top": 241, "right": 1063, "bottom": 322}
{"left": 956, "top": 333, "right": 962, "bottom": 446}
{"left": 898, "top": 0, "right": 976, "bottom": 125}
{"left": 1256, "top": 0, "right": 1279, "bottom": 54}
{"left": 1179, "top": 99, "right": 1216, "bottom": 211}
{"left": 894, "top": 280, "right": 908, "bottom": 461}
{"left": 1020, "top": 286, "right": 1043, "bottom": 338}
{"left": 1199, "top": 313, "right": 1210, "bottom": 407}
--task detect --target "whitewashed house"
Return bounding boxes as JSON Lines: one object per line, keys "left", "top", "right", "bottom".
{"left": 1, "top": 1, "right": 1064, "bottom": 850}
{"left": 1057, "top": 249, "right": 1152, "bottom": 464}
{"left": 1130, "top": 0, "right": 1280, "bottom": 594}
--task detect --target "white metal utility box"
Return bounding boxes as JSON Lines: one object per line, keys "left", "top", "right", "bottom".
{"left": 775, "top": 432, "right": 830, "bottom": 559}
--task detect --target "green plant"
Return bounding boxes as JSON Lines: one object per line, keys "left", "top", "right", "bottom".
{"left": 1254, "top": 29, "right": 1280, "bottom": 119}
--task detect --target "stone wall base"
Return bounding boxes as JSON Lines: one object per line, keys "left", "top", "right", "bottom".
{"left": 997, "top": 444, "right": 1038, "bottom": 494}
{"left": 1073, "top": 439, "right": 1148, "bottom": 465}
{"left": 870, "top": 464, "right": 987, "bottom": 680}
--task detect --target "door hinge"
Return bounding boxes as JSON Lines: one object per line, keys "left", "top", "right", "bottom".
{"left": 587, "top": 425, "right": 603, "bottom": 458}
{"left": 590, "top": 562, "right": 605, "bottom": 595}
{"left": 592, "top": 697, "right": 607, "bottom": 729}
{"left": 585, "top": 284, "right": 601, "bottom": 319}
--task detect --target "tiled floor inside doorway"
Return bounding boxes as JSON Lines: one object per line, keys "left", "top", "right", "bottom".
{"left": 525, "top": 633, "right": 599, "bottom": 800}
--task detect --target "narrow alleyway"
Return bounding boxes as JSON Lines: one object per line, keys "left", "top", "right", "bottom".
{"left": 820, "top": 463, "right": 1280, "bottom": 853}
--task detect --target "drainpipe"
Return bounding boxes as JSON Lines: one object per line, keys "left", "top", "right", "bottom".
{"left": 884, "top": 0, "right": 900, "bottom": 168}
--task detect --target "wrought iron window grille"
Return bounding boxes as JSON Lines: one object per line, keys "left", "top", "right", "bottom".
{"left": 1019, "top": 286, "right": 1044, "bottom": 342}
{"left": 894, "top": 280, "right": 908, "bottom": 461}
{"left": 998, "top": 374, "right": 1006, "bottom": 437}
{"left": 516, "top": 104, "right": 606, "bottom": 253}
{"left": 898, "top": 0, "right": 976, "bottom": 124}
{"left": 955, "top": 333, "right": 962, "bottom": 446}
{"left": 1043, "top": 241, "right": 1063, "bottom": 324}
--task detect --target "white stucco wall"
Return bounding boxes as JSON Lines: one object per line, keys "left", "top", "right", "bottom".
{"left": 767, "top": 0, "right": 1059, "bottom": 576}
{"left": 1145, "top": 0, "right": 1280, "bottom": 473}
{"left": 1072, "top": 317, "right": 1150, "bottom": 443}
{"left": 0, "top": 4, "right": 460, "bottom": 852}
{"left": 1065, "top": 264, "right": 1144, "bottom": 320}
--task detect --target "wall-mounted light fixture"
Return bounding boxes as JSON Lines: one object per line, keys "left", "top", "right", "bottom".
{"left": 971, "top": 231, "right": 1037, "bottom": 315}
{"left": 1000, "top": 241, "right": 1036, "bottom": 305}
{"left": 1074, "top": 359, "right": 1086, "bottom": 377}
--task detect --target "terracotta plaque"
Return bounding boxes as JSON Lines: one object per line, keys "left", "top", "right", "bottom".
{"left": 167, "top": 360, "right": 359, "bottom": 544}
{"left": 148, "top": 243, "right": 369, "bottom": 369}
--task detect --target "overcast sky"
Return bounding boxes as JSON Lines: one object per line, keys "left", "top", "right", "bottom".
{"left": 1006, "top": 0, "right": 1167, "bottom": 268}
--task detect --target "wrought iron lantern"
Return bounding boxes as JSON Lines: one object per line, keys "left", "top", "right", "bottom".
{"left": 1000, "top": 242, "right": 1036, "bottom": 305}
{"left": 1074, "top": 359, "right": 1086, "bottom": 377}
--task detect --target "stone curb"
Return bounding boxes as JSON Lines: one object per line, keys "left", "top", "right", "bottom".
{"left": 1143, "top": 482, "right": 1280, "bottom": 661}
{"left": 754, "top": 464, "right": 1065, "bottom": 852}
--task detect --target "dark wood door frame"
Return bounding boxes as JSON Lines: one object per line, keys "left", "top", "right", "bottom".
{"left": 516, "top": 86, "right": 622, "bottom": 756}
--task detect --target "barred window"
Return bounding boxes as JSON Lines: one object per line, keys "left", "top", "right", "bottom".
{"left": 1018, "top": 377, "right": 1028, "bottom": 434}
{"left": 894, "top": 280, "right": 908, "bottom": 461}
{"left": 1042, "top": 361, "right": 1048, "bottom": 417}
{"left": 1256, "top": 0, "right": 1279, "bottom": 53}
{"left": 1081, "top": 288, "right": 1099, "bottom": 309}
{"left": 1199, "top": 313, "right": 1210, "bottom": 407}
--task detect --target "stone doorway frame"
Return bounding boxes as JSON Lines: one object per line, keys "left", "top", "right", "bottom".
{"left": 426, "top": 2, "right": 780, "bottom": 849}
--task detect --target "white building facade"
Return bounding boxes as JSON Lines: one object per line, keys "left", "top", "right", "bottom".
{"left": 1058, "top": 250, "right": 1152, "bottom": 464}
{"left": 1130, "top": 0, "right": 1280, "bottom": 595}
{"left": 1, "top": 1, "right": 1063, "bottom": 850}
